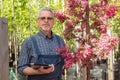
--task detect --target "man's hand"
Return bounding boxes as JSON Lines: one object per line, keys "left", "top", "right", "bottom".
{"left": 38, "top": 64, "right": 54, "bottom": 74}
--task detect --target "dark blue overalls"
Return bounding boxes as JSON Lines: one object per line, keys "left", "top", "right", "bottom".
{"left": 28, "top": 36, "right": 64, "bottom": 80}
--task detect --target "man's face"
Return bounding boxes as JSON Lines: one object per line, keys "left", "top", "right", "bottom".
{"left": 36, "top": 10, "right": 54, "bottom": 32}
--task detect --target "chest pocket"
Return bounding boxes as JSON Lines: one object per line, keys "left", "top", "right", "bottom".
{"left": 36, "top": 55, "right": 62, "bottom": 66}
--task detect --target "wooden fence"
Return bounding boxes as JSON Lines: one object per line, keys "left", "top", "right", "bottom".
{"left": 0, "top": 18, "right": 9, "bottom": 80}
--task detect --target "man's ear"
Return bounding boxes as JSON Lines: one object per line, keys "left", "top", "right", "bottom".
{"left": 36, "top": 19, "right": 39, "bottom": 25}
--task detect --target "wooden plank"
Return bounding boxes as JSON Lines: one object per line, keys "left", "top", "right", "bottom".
{"left": 0, "top": 18, "right": 9, "bottom": 80}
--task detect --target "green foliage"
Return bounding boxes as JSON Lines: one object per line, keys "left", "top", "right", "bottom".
{"left": 1, "top": 0, "right": 64, "bottom": 79}
{"left": 110, "top": 16, "right": 120, "bottom": 36}
{"left": 0, "top": 0, "right": 64, "bottom": 46}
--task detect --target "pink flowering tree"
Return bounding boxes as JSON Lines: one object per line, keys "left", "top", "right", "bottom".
{"left": 55, "top": 0, "right": 119, "bottom": 80}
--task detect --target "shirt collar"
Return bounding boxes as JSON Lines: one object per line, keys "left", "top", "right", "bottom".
{"left": 37, "top": 30, "right": 53, "bottom": 39}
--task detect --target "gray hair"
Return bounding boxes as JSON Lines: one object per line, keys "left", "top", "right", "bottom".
{"left": 37, "top": 7, "right": 54, "bottom": 18}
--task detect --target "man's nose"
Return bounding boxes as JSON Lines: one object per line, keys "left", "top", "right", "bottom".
{"left": 44, "top": 18, "right": 48, "bottom": 22}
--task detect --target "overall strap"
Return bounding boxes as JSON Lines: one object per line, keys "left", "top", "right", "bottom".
{"left": 30, "top": 36, "right": 40, "bottom": 54}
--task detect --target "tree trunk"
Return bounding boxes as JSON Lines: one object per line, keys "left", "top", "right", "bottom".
{"left": 87, "top": 65, "right": 90, "bottom": 80}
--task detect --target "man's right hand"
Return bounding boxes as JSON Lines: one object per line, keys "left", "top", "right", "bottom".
{"left": 37, "top": 64, "right": 54, "bottom": 74}
{"left": 22, "top": 64, "right": 54, "bottom": 75}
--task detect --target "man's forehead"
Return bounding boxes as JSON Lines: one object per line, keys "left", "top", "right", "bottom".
{"left": 39, "top": 10, "right": 54, "bottom": 17}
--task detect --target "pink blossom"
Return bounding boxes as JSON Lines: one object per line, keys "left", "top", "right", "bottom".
{"left": 65, "top": 20, "right": 74, "bottom": 29}
{"left": 64, "top": 53, "right": 75, "bottom": 68}
{"left": 81, "top": 0, "right": 88, "bottom": 8}
{"left": 56, "top": 46, "right": 69, "bottom": 54}
{"left": 54, "top": 11, "right": 67, "bottom": 23}
{"left": 105, "top": 4, "right": 118, "bottom": 18}
{"left": 56, "top": 46, "right": 75, "bottom": 69}
{"left": 55, "top": 0, "right": 119, "bottom": 68}
{"left": 93, "top": 34, "right": 119, "bottom": 60}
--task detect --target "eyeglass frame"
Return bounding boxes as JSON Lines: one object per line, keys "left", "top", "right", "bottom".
{"left": 37, "top": 17, "right": 54, "bottom": 21}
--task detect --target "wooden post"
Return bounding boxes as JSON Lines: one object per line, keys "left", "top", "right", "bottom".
{"left": 0, "top": 18, "right": 9, "bottom": 80}
{"left": 107, "top": 30, "right": 114, "bottom": 80}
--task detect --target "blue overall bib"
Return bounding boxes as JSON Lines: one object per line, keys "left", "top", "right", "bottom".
{"left": 28, "top": 36, "right": 64, "bottom": 80}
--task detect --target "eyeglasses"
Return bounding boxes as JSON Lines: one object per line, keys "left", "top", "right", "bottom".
{"left": 38, "top": 17, "right": 54, "bottom": 21}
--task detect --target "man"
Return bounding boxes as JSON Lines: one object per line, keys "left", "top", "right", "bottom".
{"left": 17, "top": 7, "right": 65, "bottom": 80}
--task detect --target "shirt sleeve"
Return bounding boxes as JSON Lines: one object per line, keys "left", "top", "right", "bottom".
{"left": 17, "top": 38, "right": 32, "bottom": 75}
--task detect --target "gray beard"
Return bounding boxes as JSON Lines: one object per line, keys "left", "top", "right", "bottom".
{"left": 41, "top": 26, "right": 51, "bottom": 31}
